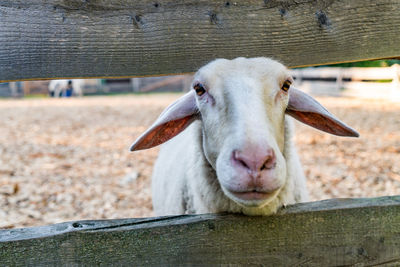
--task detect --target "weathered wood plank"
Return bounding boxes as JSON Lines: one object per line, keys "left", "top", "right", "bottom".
{"left": 2, "top": 196, "right": 400, "bottom": 266}
{"left": 1, "top": 0, "right": 400, "bottom": 82}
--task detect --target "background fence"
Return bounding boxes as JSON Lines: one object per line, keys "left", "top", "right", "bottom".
{"left": 292, "top": 64, "right": 400, "bottom": 99}
{"left": 2, "top": 65, "right": 400, "bottom": 99}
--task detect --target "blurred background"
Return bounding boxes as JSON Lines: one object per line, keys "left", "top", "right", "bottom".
{"left": 1, "top": 59, "right": 400, "bottom": 228}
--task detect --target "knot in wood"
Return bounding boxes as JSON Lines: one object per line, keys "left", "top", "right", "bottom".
{"left": 208, "top": 11, "right": 219, "bottom": 25}
{"left": 316, "top": 10, "right": 331, "bottom": 28}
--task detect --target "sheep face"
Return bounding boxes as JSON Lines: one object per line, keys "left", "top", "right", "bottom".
{"left": 130, "top": 57, "right": 358, "bottom": 212}
{"left": 193, "top": 58, "right": 291, "bottom": 207}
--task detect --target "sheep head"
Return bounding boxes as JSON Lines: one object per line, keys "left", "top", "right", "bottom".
{"left": 130, "top": 57, "right": 358, "bottom": 209}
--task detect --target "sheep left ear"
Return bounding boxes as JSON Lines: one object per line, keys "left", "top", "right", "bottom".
{"left": 130, "top": 91, "right": 199, "bottom": 151}
{"left": 286, "top": 88, "right": 359, "bottom": 137}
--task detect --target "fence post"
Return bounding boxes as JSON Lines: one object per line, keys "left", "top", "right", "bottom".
{"left": 23, "top": 82, "right": 31, "bottom": 96}
{"left": 391, "top": 64, "right": 400, "bottom": 100}
{"left": 392, "top": 64, "right": 400, "bottom": 86}
{"left": 181, "top": 75, "right": 193, "bottom": 92}
{"left": 293, "top": 69, "right": 303, "bottom": 85}
{"left": 131, "top": 78, "right": 141, "bottom": 92}
{"left": 336, "top": 68, "right": 344, "bottom": 91}
{"left": 9, "top": 82, "right": 18, "bottom": 97}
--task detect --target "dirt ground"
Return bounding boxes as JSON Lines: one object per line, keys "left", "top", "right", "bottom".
{"left": 1, "top": 94, "right": 400, "bottom": 229}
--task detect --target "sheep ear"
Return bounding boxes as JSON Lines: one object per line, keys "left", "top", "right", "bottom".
{"left": 286, "top": 87, "right": 359, "bottom": 137}
{"left": 130, "top": 91, "right": 199, "bottom": 151}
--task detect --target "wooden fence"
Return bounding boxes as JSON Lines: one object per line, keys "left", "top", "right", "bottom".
{"left": 1, "top": 0, "right": 400, "bottom": 82}
{"left": 2, "top": 196, "right": 400, "bottom": 266}
{"left": 1, "top": 0, "right": 400, "bottom": 265}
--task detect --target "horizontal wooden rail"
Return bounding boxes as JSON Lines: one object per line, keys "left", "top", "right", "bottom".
{"left": 1, "top": 0, "right": 400, "bottom": 82}
{"left": 2, "top": 196, "right": 400, "bottom": 265}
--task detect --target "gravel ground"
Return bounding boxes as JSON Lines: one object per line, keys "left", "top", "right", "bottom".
{"left": 1, "top": 94, "right": 400, "bottom": 229}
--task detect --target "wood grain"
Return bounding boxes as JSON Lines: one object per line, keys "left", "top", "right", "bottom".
{"left": 2, "top": 196, "right": 400, "bottom": 265}
{"left": 1, "top": 0, "right": 400, "bottom": 82}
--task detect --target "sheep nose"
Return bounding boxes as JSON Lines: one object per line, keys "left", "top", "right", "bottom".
{"left": 232, "top": 148, "right": 276, "bottom": 173}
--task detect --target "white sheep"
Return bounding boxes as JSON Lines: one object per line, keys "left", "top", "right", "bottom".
{"left": 130, "top": 57, "right": 359, "bottom": 216}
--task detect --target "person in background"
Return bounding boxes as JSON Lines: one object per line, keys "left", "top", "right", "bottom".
{"left": 64, "top": 80, "right": 73, "bottom": 97}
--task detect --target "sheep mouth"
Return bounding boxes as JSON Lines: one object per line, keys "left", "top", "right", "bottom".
{"left": 229, "top": 189, "right": 277, "bottom": 202}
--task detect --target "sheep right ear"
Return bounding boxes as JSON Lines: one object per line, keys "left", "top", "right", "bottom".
{"left": 130, "top": 91, "right": 199, "bottom": 151}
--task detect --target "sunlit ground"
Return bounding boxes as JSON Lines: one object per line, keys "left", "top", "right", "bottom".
{"left": 1, "top": 94, "right": 400, "bottom": 228}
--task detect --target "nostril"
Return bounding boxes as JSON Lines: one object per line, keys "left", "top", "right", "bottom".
{"left": 260, "top": 159, "right": 275, "bottom": 171}
{"left": 233, "top": 150, "right": 250, "bottom": 170}
{"left": 238, "top": 158, "right": 250, "bottom": 170}
{"left": 260, "top": 163, "right": 267, "bottom": 171}
{"left": 260, "top": 149, "right": 276, "bottom": 171}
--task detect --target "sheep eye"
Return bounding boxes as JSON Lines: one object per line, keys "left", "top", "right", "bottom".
{"left": 193, "top": 83, "right": 206, "bottom": 96}
{"left": 281, "top": 80, "right": 291, "bottom": 92}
